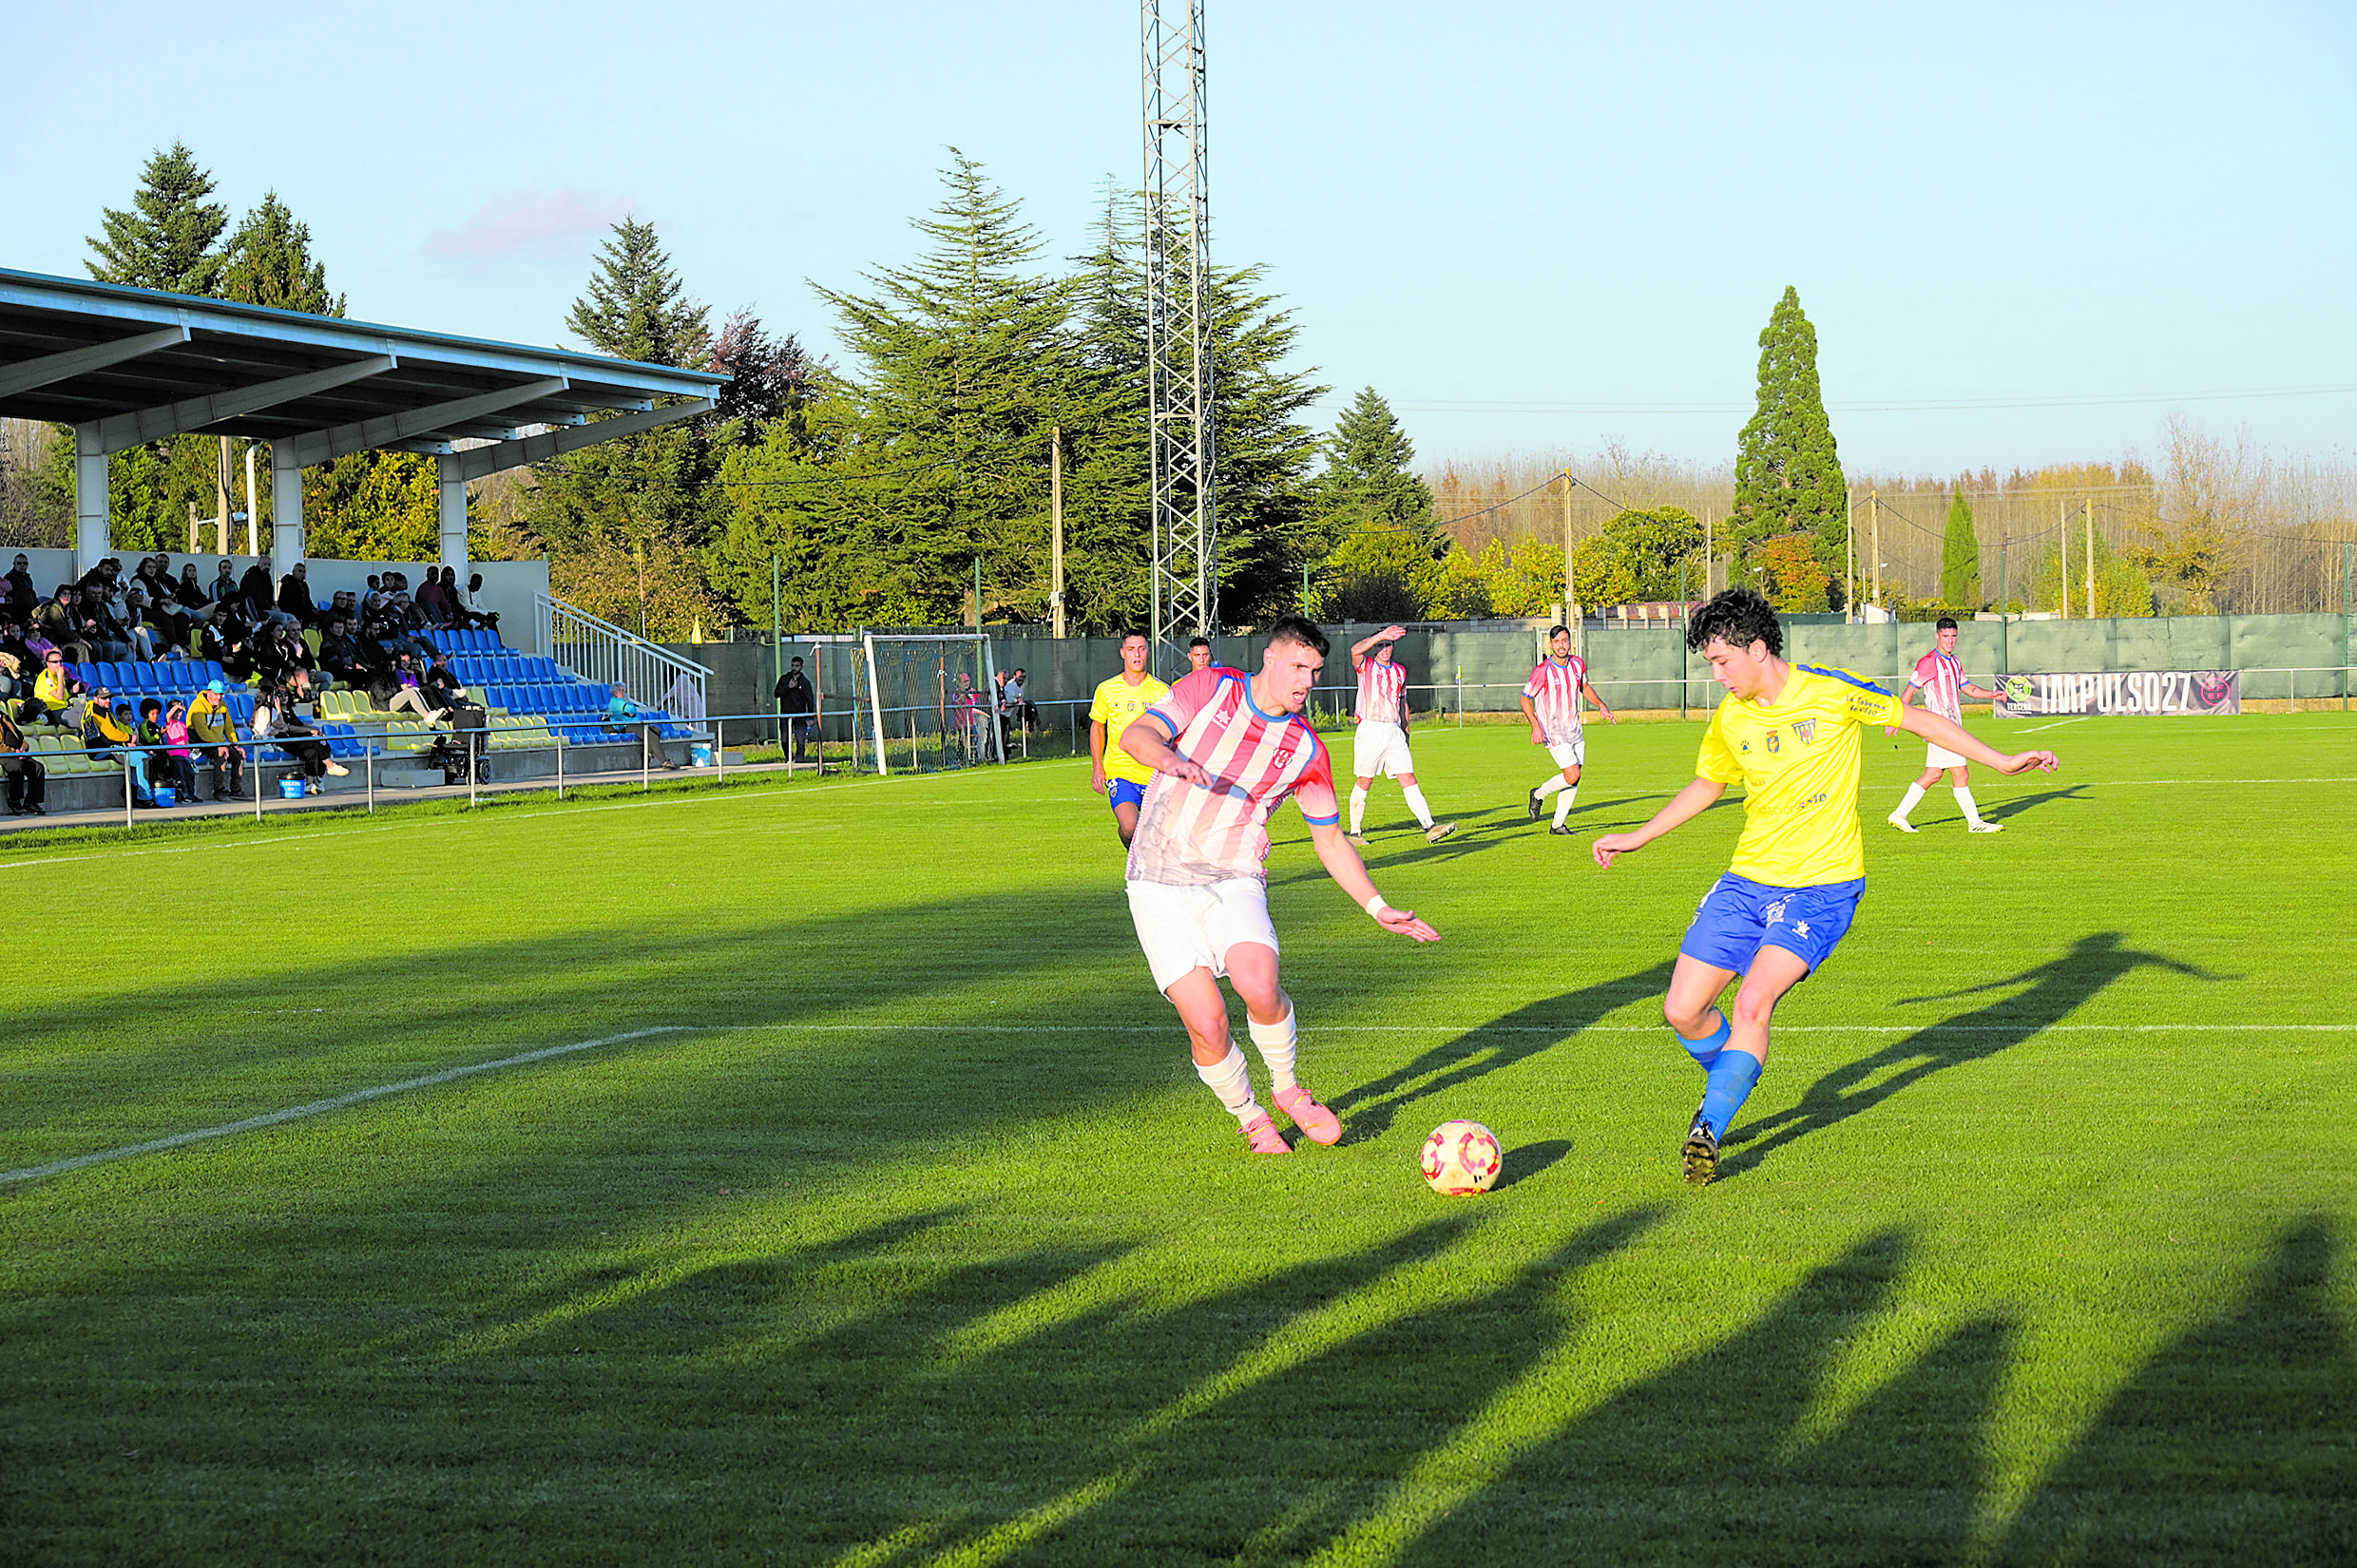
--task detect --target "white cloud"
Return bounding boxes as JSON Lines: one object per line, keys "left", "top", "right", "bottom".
{"left": 423, "top": 185, "right": 639, "bottom": 263}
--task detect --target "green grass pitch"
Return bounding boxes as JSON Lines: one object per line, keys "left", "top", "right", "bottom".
{"left": 2, "top": 711, "right": 2351, "bottom": 1565}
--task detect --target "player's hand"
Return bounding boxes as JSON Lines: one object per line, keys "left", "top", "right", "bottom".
{"left": 1529, "top": 728, "right": 1546, "bottom": 747}
{"left": 1603, "top": 710, "right": 1619, "bottom": 725}
{"left": 1376, "top": 906, "right": 1440, "bottom": 943}
{"left": 1159, "top": 753, "right": 1213, "bottom": 789}
{"left": 1381, "top": 624, "right": 1407, "bottom": 642}
{"left": 1998, "top": 750, "right": 2060, "bottom": 775}
{"left": 1591, "top": 832, "right": 1641, "bottom": 869}
{"left": 1089, "top": 768, "right": 1107, "bottom": 794}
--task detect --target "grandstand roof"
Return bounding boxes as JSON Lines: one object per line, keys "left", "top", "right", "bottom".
{"left": 0, "top": 266, "right": 723, "bottom": 462}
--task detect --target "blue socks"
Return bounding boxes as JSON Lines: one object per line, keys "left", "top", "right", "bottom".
{"left": 1676, "top": 1011, "right": 1731, "bottom": 1069}
{"left": 1696, "top": 1050, "right": 1763, "bottom": 1140}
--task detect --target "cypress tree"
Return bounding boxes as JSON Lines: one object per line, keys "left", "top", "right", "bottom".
{"left": 565, "top": 217, "right": 711, "bottom": 369}
{"left": 1940, "top": 489, "right": 1982, "bottom": 608}
{"left": 1729, "top": 286, "right": 1847, "bottom": 599}
{"left": 220, "top": 193, "right": 345, "bottom": 316}
{"left": 86, "top": 143, "right": 229, "bottom": 296}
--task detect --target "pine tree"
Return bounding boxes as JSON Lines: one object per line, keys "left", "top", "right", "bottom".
{"left": 1940, "top": 489, "right": 1982, "bottom": 608}
{"left": 86, "top": 143, "right": 229, "bottom": 296}
{"left": 527, "top": 217, "right": 727, "bottom": 622}
{"left": 1729, "top": 286, "right": 1847, "bottom": 602}
{"left": 1313, "top": 388, "right": 1439, "bottom": 619}
{"left": 220, "top": 193, "right": 345, "bottom": 316}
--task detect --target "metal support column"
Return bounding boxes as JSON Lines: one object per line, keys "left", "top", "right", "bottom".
{"left": 270, "top": 442, "right": 305, "bottom": 567}
{"left": 1142, "top": 0, "right": 1217, "bottom": 678}
{"left": 73, "top": 423, "right": 107, "bottom": 575}
{"left": 436, "top": 452, "right": 469, "bottom": 572}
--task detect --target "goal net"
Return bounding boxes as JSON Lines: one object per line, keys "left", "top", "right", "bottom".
{"left": 858, "top": 632, "right": 1006, "bottom": 775}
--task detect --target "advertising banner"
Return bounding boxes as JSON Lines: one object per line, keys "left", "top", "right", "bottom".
{"left": 1993, "top": 670, "right": 2240, "bottom": 718}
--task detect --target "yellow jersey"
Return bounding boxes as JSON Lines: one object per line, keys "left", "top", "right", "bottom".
{"left": 1092, "top": 671, "right": 1171, "bottom": 786}
{"left": 1696, "top": 663, "right": 1903, "bottom": 888}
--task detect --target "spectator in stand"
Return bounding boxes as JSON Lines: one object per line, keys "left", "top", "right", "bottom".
{"left": 174, "top": 562, "right": 218, "bottom": 627}
{"left": 258, "top": 619, "right": 317, "bottom": 688}
{"left": 455, "top": 572, "right": 500, "bottom": 632}
{"left": 33, "top": 586, "right": 88, "bottom": 664}
{"left": 186, "top": 681, "right": 244, "bottom": 801}
{"left": 203, "top": 599, "right": 259, "bottom": 682}
{"left": 414, "top": 569, "right": 454, "bottom": 628}
{"left": 119, "top": 590, "right": 162, "bottom": 662}
{"left": 7, "top": 554, "right": 38, "bottom": 617}
{"left": 160, "top": 699, "right": 201, "bottom": 799}
{"left": 83, "top": 688, "right": 129, "bottom": 771}
{"left": 241, "top": 559, "right": 295, "bottom": 628}
{"left": 422, "top": 651, "right": 468, "bottom": 711}
{"left": 318, "top": 617, "right": 369, "bottom": 690}
{"left": 131, "top": 555, "right": 173, "bottom": 614}
{"left": 26, "top": 649, "right": 83, "bottom": 726}
{"left": 605, "top": 683, "right": 680, "bottom": 768}
{"left": 135, "top": 698, "right": 194, "bottom": 800}
{"left": 278, "top": 561, "right": 328, "bottom": 629}
{"left": 75, "top": 585, "right": 129, "bottom": 661}
{"left": 0, "top": 703, "right": 45, "bottom": 815}
{"left": 251, "top": 681, "right": 344, "bottom": 794}
{"left": 384, "top": 652, "right": 448, "bottom": 724}
{"left": 1006, "top": 666, "right": 1037, "bottom": 732}
{"left": 775, "top": 656, "right": 815, "bottom": 760}
{"left": 209, "top": 558, "right": 240, "bottom": 608}
{"left": 0, "top": 644, "right": 22, "bottom": 712}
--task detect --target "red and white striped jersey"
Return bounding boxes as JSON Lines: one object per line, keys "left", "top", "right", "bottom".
{"left": 1910, "top": 650, "right": 1965, "bottom": 722}
{"left": 1523, "top": 656, "right": 1589, "bottom": 746}
{"left": 1356, "top": 657, "right": 1408, "bottom": 727}
{"left": 1125, "top": 667, "right": 1341, "bottom": 888}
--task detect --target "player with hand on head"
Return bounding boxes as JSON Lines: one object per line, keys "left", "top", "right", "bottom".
{"left": 1090, "top": 631, "right": 1171, "bottom": 848}
{"left": 1346, "top": 625, "right": 1456, "bottom": 848}
{"left": 1888, "top": 616, "right": 2013, "bottom": 833}
{"left": 1521, "top": 623, "right": 1617, "bottom": 835}
{"left": 1591, "top": 589, "right": 2058, "bottom": 1184}
{"left": 1121, "top": 615, "right": 1441, "bottom": 1154}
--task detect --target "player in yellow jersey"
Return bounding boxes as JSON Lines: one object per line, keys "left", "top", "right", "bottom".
{"left": 1090, "top": 630, "right": 1172, "bottom": 847}
{"left": 1592, "top": 589, "right": 2059, "bottom": 1183}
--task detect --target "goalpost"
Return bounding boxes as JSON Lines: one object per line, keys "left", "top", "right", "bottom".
{"left": 858, "top": 631, "right": 1005, "bottom": 776}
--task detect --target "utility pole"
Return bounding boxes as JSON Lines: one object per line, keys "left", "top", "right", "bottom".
{"left": 215, "top": 436, "right": 232, "bottom": 553}
{"left": 1870, "top": 488, "right": 1881, "bottom": 615}
{"left": 1560, "top": 469, "right": 1580, "bottom": 651}
{"left": 1049, "top": 425, "right": 1066, "bottom": 639}
{"left": 1844, "top": 488, "right": 1855, "bottom": 621}
{"left": 2083, "top": 497, "right": 2098, "bottom": 620}
{"left": 771, "top": 555, "right": 782, "bottom": 702}
{"left": 243, "top": 443, "right": 258, "bottom": 556}
{"left": 2058, "top": 498, "right": 2071, "bottom": 619}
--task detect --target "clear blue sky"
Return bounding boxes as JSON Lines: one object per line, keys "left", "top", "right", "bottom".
{"left": 7, "top": 1, "right": 2352, "bottom": 478}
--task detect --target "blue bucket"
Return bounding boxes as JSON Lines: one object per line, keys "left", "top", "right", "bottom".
{"left": 278, "top": 778, "right": 307, "bottom": 799}
{"left": 152, "top": 786, "right": 176, "bottom": 808}
{"left": 690, "top": 742, "right": 714, "bottom": 768}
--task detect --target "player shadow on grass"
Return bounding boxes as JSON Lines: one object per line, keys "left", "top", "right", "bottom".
{"left": 1719, "top": 931, "right": 2231, "bottom": 1181}
{"left": 1328, "top": 961, "right": 1677, "bottom": 1144}
{"left": 1980, "top": 782, "right": 2090, "bottom": 823}
{"left": 1990, "top": 1216, "right": 2357, "bottom": 1564}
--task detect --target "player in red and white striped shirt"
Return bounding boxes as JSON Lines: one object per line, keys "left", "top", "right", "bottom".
{"left": 1888, "top": 617, "right": 2010, "bottom": 833}
{"left": 1345, "top": 625, "right": 1456, "bottom": 847}
{"left": 1519, "top": 624, "right": 1617, "bottom": 834}
{"left": 1121, "top": 616, "right": 1441, "bottom": 1155}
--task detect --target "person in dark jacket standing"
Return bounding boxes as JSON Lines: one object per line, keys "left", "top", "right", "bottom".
{"left": 774, "top": 657, "right": 816, "bottom": 761}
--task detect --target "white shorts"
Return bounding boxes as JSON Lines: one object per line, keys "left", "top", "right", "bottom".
{"left": 1126, "top": 876, "right": 1278, "bottom": 994}
{"left": 1351, "top": 720, "right": 1414, "bottom": 780}
{"left": 1925, "top": 742, "right": 1967, "bottom": 770}
{"left": 1545, "top": 738, "right": 1585, "bottom": 769}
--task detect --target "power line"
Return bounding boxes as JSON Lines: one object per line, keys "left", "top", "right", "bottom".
{"left": 1399, "top": 384, "right": 2357, "bottom": 417}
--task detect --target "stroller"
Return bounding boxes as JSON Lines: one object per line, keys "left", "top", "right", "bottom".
{"left": 429, "top": 700, "right": 490, "bottom": 785}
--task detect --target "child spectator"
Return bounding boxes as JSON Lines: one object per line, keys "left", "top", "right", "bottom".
{"left": 0, "top": 703, "right": 45, "bottom": 815}
{"left": 186, "top": 682, "right": 244, "bottom": 801}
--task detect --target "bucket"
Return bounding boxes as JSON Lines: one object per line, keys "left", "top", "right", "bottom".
{"left": 690, "top": 742, "right": 714, "bottom": 768}
{"left": 152, "top": 786, "right": 176, "bottom": 808}
{"left": 277, "top": 778, "right": 307, "bottom": 799}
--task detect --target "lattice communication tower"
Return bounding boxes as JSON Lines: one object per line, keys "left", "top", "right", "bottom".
{"left": 1141, "top": 0, "right": 1216, "bottom": 677}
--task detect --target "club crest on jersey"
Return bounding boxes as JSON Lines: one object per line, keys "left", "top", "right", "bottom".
{"left": 1765, "top": 731, "right": 1781, "bottom": 754}
{"left": 1791, "top": 719, "right": 1816, "bottom": 744}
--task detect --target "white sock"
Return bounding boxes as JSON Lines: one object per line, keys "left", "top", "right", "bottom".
{"left": 1552, "top": 786, "right": 1578, "bottom": 827}
{"left": 1893, "top": 782, "right": 1926, "bottom": 822}
{"left": 1954, "top": 786, "right": 1983, "bottom": 826}
{"left": 1400, "top": 784, "right": 1434, "bottom": 829}
{"left": 1535, "top": 774, "right": 1570, "bottom": 798}
{"left": 1246, "top": 1004, "right": 1299, "bottom": 1094}
{"left": 1195, "top": 1043, "right": 1260, "bottom": 1125}
{"left": 1348, "top": 786, "right": 1368, "bottom": 832}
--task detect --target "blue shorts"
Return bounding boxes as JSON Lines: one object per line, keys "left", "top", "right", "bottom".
{"left": 1108, "top": 777, "right": 1147, "bottom": 813}
{"left": 1680, "top": 872, "right": 1865, "bottom": 976}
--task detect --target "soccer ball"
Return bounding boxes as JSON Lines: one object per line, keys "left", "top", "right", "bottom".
{"left": 1422, "top": 1120, "right": 1502, "bottom": 1195}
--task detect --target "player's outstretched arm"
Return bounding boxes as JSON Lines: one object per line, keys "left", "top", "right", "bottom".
{"left": 1887, "top": 682, "right": 1920, "bottom": 737}
{"left": 1898, "top": 705, "right": 2058, "bottom": 774}
{"left": 1591, "top": 776, "right": 1726, "bottom": 869}
{"left": 1350, "top": 625, "right": 1406, "bottom": 669}
{"left": 1581, "top": 680, "right": 1619, "bottom": 724}
{"left": 1121, "top": 717, "right": 1212, "bottom": 789}
{"left": 1308, "top": 820, "right": 1440, "bottom": 942}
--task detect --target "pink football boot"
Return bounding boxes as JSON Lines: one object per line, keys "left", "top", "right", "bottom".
{"left": 1239, "top": 1112, "right": 1292, "bottom": 1154}
{"left": 1274, "top": 1085, "right": 1342, "bottom": 1146}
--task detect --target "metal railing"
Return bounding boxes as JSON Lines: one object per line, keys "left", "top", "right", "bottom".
{"left": 533, "top": 592, "right": 712, "bottom": 723}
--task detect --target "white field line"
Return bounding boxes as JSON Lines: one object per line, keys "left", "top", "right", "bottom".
{"left": 2016, "top": 717, "right": 2090, "bottom": 733}
{"left": 0, "top": 1026, "right": 688, "bottom": 1186}
{"left": 8, "top": 1017, "right": 2348, "bottom": 1190}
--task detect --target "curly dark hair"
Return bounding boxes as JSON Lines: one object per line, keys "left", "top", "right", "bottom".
{"left": 1685, "top": 588, "right": 1782, "bottom": 656}
{"left": 1264, "top": 615, "right": 1332, "bottom": 656}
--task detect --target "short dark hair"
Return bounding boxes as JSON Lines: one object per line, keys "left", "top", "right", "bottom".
{"left": 1935, "top": 616, "right": 1959, "bottom": 632}
{"left": 1188, "top": 636, "right": 1211, "bottom": 650}
{"left": 789, "top": 656, "right": 803, "bottom": 665}
{"left": 1547, "top": 623, "right": 1570, "bottom": 640}
{"left": 1119, "top": 629, "right": 1148, "bottom": 644}
{"left": 1264, "top": 615, "right": 1330, "bottom": 656}
{"left": 1685, "top": 588, "right": 1782, "bottom": 657}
